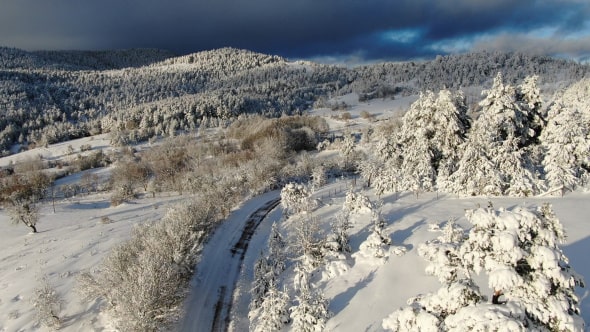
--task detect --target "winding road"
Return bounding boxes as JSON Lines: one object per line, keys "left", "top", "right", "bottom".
{"left": 177, "top": 192, "right": 281, "bottom": 332}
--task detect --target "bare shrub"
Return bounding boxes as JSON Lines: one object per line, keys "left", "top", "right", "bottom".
{"left": 360, "top": 110, "right": 373, "bottom": 120}
{"left": 32, "top": 278, "right": 63, "bottom": 330}
{"left": 77, "top": 199, "right": 217, "bottom": 331}
{"left": 340, "top": 112, "right": 352, "bottom": 121}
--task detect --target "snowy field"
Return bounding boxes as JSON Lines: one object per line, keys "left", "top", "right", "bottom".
{"left": 0, "top": 93, "right": 589, "bottom": 331}
{"left": 2, "top": 177, "right": 588, "bottom": 331}
{"left": 0, "top": 191, "right": 185, "bottom": 331}
{"left": 231, "top": 181, "right": 590, "bottom": 331}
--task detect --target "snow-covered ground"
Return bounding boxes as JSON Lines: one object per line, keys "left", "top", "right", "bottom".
{"left": 1, "top": 93, "right": 588, "bottom": 331}
{"left": 229, "top": 181, "right": 590, "bottom": 331}
{"left": 0, "top": 190, "right": 185, "bottom": 331}
{"left": 1, "top": 178, "right": 588, "bottom": 331}
{"left": 177, "top": 191, "right": 280, "bottom": 332}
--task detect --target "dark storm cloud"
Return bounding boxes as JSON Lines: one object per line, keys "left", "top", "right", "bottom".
{"left": 1, "top": 0, "right": 589, "bottom": 61}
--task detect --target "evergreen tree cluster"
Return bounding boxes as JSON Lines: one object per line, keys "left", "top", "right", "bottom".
{"left": 367, "top": 74, "right": 590, "bottom": 197}
{"left": 383, "top": 204, "right": 585, "bottom": 331}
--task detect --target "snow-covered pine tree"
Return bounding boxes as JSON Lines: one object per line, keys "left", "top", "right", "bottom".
{"left": 280, "top": 182, "right": 313, "bottom": 216}
{"left": 459, "top": 204, "right": 585, "bottom": 331}
{"left": 252, "top": 278, "right": 290, "bottom": 332}
{"left": 491, "top": 136, "right": 539, "bottom": 197}
{"left": 326, "top": 210, "right": 353, "bottom": 254}
{"left": 373, "top": 164, "right": 401, "bottom": 198}
{"left": 250, "top": 252, "right": 272, "bottom": 310}
{"left": 369, "top": 125, "right": 404, "bottom": 197}
{"left": 354, "top": 207, "right": 400, "bottom": 261}
{"left": 384, "top": 204, "right": 585, "bottom": 331}
{"left": 399, "top": 127, "right": 435, "bottom": 196}
{"left": 267, "top": 222, "right": 287, "bottom": 277}
{"left": 447, "top": 72, "right": 540, "bottom": 196}
{"left": 290, "top": 268, "right": 330, "bottom": 332}
{"left": 378, "top": 89, "right": 468, "bottom": 195}
{"left": 541, "top": 103, "right": 590, "bottom": 194}
{"left": 383, "top": 278, "right": 486, "bottom": 332}
{"left": 358, "top": 155, "right": 382, "bottom": 188}
{"left": 383, "top": 217, "right": 487, "bottom": 331}
{"left": 340, "top": 130, "right": 356, "bottom": 170}
{"left": 396, "top": 91, "right": 436, "bottom": 194}
{"left": 291, "top": 213, "right": 325, "bottom": 269}
{"left": 343, "top": 189, "right": 374, "bottom": 214}
{"left": 311, "top": 165, "right": 327, "bottom": 190}
{"left": 516, "top": 75, "right": 544, "bottom": 145}
{"left": 418, "top": 218, "right": 466, "bottom": 284}
{"left": 446, "top": 133, "right": 504, "bottom": 196}
{"left": 432, "top": 89, "right": 470, "bottom": 188}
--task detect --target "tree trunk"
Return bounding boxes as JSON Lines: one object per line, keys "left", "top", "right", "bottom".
{"left": 29, "top": 224, "right": 37, "bottom": 233}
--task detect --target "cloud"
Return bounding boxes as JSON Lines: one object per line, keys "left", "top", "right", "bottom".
{"left": 472, "top": 33, "right": 590, "bottom": 61}
{"left": 0, "top": 0, "right": 589, "bottom": 61}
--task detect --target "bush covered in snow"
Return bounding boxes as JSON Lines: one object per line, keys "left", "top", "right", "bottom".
{"left": 343, "top": 189, "right": 374, "bottom": 214}
{"left": 281, "top": 182, "right": 315, "bottom": 215}
{"left": 383, "top": 204, "right": 585, "bottom": 331}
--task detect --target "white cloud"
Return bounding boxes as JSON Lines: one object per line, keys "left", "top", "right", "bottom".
{"left": 471, "top": 32, "right": 590, "bottom": 61}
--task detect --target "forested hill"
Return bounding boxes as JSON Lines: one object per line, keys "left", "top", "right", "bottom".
{"left": 349, "top": 51, "right": 589, "bottom": 98}
{"left": 1, "top": 47, "right": 588, "bottom": 155}
{"left": 0, "top": 47, "right": 176, "bottom": 70}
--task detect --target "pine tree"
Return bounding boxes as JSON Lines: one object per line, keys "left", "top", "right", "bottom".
{"left": 491, "top": 136, "right": 539, "bottom": 196}
{"left": 369, "top": 129, "right": 404, "bottom": 196}
{"left": 384, "top": 204, "right": 585, "bottom": 331}
{"left": 340, "top": 130, "right": 356, "bottom": 170}
{"left": 311, "top": 165, "right": 327, "bottom": 190}
{"left": 399, "top": 127, "right": 435, "bottom": 195}
{"left": 446, "top": 135, "right": 503, "bottom": 196}
{"left": 447, "top": 73, "right": 540, "bottom": 196}
{"left": 250, "top": 253, "right": 272, "bottom": 310}
{"left": 326, "top": 210, "right": 353, "bottom": 254}
{"left": 418, "top": 218, "right": 466, "bottom": 284}
{"left": 377, "top": 89, "right": 469, "bottom": 195}
{"left": 541, "top": 104, "right": 590, "bottom": 194}
{"left": 396, "top": 91, "right": 436, "bottom": 194}
{"left": 290, "top": 268, "right": 330, "bottom": 332}
{"left": 516, "top": 75, "right": 544, "bottom": 145}
{"left": 267, "top": 222, "right": 287, "bottom": 276}
{"left": 432, "top": 89, "right": 470, "bottom": 187}
{"left": 280, "top": 182, "right": 313, "bottom": 216}
{"left": 460, "top": 204, "right": 585, "bottom": 331}
{"left": 384, "top": 218, "right": 486, "bottom": 331}
{"left": 253, "top": 279, "right": 290, "bottom": 332}
{"left": 355, "top": 208, "right": 393, "bottom": 260}
{"left": 292, "top": 214, "right": 325, "bottom": 269}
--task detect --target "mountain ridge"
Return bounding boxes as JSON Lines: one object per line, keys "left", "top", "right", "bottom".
{"left": 1, "top": 46, "right": 588, "bottom": 155}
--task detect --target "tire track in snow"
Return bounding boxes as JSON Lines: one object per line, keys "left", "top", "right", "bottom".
{"left": 178, "top": 193, "right": 280, "bottom": 332}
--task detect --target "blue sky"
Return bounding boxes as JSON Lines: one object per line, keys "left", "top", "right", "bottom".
{"left": 1, "top": 0, "right": 589, "bottom": 63}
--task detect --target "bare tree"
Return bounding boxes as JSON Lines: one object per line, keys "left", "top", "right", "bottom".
{"left": 0, "top": 170, "right": 50, "bottom": 233}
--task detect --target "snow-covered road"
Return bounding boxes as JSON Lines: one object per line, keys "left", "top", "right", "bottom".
{"left": 177, "top": 191, "right": 280, "bottom": 332}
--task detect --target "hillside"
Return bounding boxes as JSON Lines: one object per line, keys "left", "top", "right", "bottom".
{"left": 0, "top": 48, "right": 589, "bottom": 331}
{"left": 1, "top": 47, "right": 588, "bottom": 156}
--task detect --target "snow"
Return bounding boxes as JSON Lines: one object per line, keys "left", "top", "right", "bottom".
{"left": 232, "top": 188, "right": 590, "bottom": 331}
{"left": 1, "top": 170, "right": 588, "bottom": 332}
{"left": 0, "top": 134, "right": 112, "bottom": 168}
{"left": 0, "top": 191, "right": 183, "bottom": 331}
{"left": 0, "top": 93, "right": 588, "bottom": 331}
{"left": 177, "top": 191, "right": 280, "bottom": 332}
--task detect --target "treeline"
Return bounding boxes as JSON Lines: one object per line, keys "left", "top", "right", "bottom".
{"left": 349, "top": 51, "right": 589, "bottom": 96}
{"left": 361, "top": 74, "right": 590, "bottom": 197}
{"left": 1, "top": 47, "right": 588, "bottom": 156}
